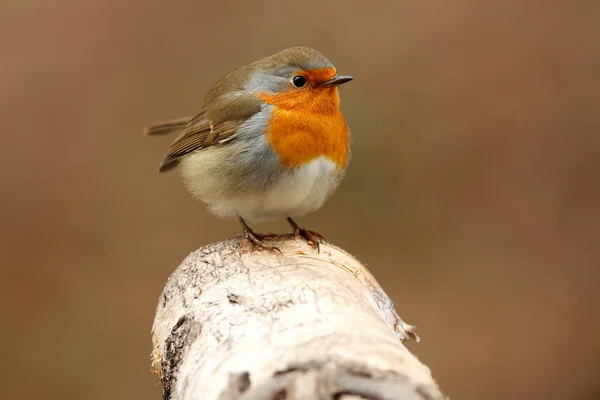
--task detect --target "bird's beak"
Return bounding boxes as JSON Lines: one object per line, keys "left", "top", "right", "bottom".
{"left": 318, "top": 75, "right": 353, "bottom": 88}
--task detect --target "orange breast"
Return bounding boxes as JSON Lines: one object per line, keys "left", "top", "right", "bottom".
{"left": 257, "top": 81, "right": 350, "bottom": 170}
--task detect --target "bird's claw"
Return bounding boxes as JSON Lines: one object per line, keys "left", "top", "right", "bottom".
{"left": 243, "top": 230, "right": 282, "bottom": 253}
{"left": 239, "top": 217, "right": 282, "bottom": 254}
{"left": 294, "top": 228, "right": 326, "bottom": 253}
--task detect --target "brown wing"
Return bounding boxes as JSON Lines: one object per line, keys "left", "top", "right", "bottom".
{"left": 154, "top": 91, "right": 262, "bottom": 172}
{"left": 158, "top": 117, "right": 242, "bottom": 172}
{"left": 144, "top": 116, "right": 194, "bottom": 136}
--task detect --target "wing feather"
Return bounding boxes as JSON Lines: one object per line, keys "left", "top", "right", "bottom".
{"left": 143, "top": 116, "right": 194, "bottom": 135}
{"left": 154, "top": 91, "right": 262, "bottom": 172}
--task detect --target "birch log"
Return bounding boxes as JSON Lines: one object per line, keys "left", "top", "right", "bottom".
{"left": 151, "top": 235, "right": 444, "bottom": 400}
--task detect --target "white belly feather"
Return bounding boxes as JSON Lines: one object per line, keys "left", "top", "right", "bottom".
{"left": 180, "top": 147, "right": 342, "bottom": 223}
{"left": 256, "top": 157, "right": 339, "bottom": 221}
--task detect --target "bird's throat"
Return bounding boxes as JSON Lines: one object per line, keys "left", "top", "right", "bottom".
{"left": 258, "top": 89, "right": 350, "bottom": 169}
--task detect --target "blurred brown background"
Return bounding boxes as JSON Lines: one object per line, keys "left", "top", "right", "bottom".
{"left": 1, "top": 1, "right": 599, "bottom": 399}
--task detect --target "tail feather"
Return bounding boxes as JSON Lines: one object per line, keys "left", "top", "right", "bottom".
{"left": 144, "top": 117, "right": 193, "bottom": 136}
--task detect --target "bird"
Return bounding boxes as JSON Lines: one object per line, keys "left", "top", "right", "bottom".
{"left": 145, "top": 47, "right": 353, "bottom": 252}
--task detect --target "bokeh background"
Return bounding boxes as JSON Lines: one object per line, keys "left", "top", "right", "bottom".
{"left": 2, "top": 1, "right": 599, "bottom": 399}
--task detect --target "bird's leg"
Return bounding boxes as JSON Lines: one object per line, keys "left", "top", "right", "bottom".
{"left": 238, "top": 217, "right": 281, "bottom": 253}
{"left": 286, "top": 217, "right": 326, "bottom": 251}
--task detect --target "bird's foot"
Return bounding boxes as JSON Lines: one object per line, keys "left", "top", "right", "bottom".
{"left": 286, "top": 217, "right": 326, "bottom": 252}
{"left": 238, "top": 217, "right": 282, "bottom": 253}
{"left": 295, "top": 228, "right": 326, "bottom": 251}
{"left": 243, "top": 230, "right": 282, "bottom": 253}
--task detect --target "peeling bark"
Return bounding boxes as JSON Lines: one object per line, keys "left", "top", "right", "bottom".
{"left": 151, "top": 235, "right": 444, "bottom": 400}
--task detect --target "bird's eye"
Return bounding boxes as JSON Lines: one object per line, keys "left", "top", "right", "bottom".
{"left": 292, "top": 75, "right": 307, "bottom": 88}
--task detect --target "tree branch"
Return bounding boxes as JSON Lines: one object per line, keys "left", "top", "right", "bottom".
{"left": 151, "top": 235, "right": 444, "bottom": 400}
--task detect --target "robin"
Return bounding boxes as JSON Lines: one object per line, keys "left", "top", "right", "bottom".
{"left": 145, "top": 47, "right": 353, "bottom": 252}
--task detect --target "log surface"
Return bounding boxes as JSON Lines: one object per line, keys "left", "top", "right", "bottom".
{"left": 151, "top": 235, "right": 444, "bottom": 400}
